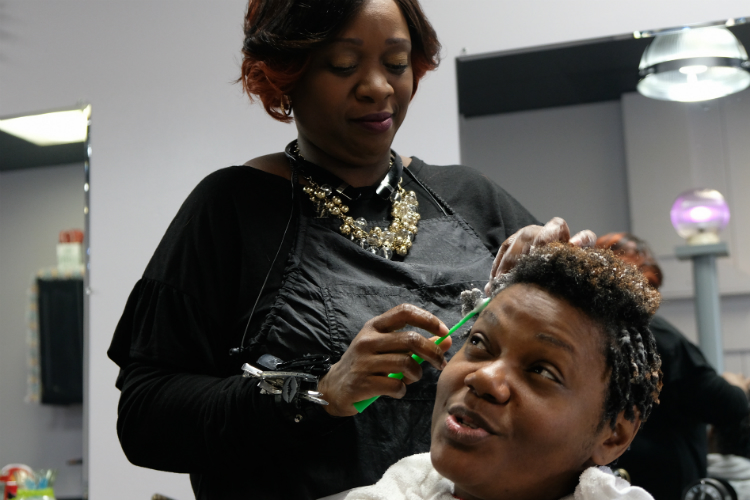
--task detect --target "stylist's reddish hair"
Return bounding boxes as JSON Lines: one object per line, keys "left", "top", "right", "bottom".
{"left": 239, "top": 0, "right": 440, "bottom": 123}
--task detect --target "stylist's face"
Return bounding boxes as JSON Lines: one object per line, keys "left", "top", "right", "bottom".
{"left": 291, "top": 0, "right": 413, "bottom": 167}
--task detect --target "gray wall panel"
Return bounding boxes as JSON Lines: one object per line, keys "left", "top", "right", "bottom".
{"left": 459, "top": 100, "right": 630, "bottom": 237}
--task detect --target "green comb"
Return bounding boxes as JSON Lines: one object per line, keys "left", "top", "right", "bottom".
{"left": 352, "top": 297, "right": 491, "bottom": 413}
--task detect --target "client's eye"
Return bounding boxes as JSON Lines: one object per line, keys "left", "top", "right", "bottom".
{"left": 531, "top": 365, "right": 559, "bottom": 382}
{"left": 465, "top": 332, "right": 489, "bottom": 354}
{"left": 464, "top": 331, "right": 495, "bottom": 361}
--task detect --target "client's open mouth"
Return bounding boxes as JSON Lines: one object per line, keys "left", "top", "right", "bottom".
{"left": 443, "top": 408, "right": 495, "bottom": 444}
{"left": 455, "top": 414, "right": 480, "bottom": 429}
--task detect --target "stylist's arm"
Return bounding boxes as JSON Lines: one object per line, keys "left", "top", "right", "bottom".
{"left": 318, "top": 304, "right": 452, "bottom": 417}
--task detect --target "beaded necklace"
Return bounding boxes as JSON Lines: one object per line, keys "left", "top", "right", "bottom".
{"left": 289, "top": 143, "right": 420, "bottom": 259}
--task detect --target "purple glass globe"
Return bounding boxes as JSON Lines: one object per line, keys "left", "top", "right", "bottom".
{"left": 670, "top": 188, "right": 730, "bottom": 244}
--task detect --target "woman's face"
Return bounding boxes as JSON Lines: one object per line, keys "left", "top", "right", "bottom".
{"left": 431, "top": 284, "right": 612, "bottom": 500}
{"left": 290, "top": 0, "right": 413, "bottom": 168}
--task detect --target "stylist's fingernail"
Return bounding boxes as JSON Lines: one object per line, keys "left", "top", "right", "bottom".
{"left": 571, "top": 230, "right": 595, "bottom": 247}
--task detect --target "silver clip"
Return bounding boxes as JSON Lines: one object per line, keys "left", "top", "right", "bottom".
{"left": 240, "top": 363, "right": 328, "bottom": 405}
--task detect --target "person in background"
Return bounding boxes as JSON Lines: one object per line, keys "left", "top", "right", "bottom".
{"left": 596, "top": 233, "right": 750, "bottom": 500}
{"left": 708, "top": 414, "right": 750, "bottom": 500}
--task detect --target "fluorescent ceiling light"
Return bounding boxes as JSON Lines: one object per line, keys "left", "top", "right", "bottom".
{"left": 0, "top": 107, "right": 90, "bottom": 146}
{"left": 637, "top": 26, "right": 750, "bottom": 102}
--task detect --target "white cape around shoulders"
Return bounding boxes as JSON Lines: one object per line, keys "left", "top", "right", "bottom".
{"left": 335, "top": 453, "right": 654, "bottom": 500}
{"left": 342, "top": 453, "right": 453, "bottom": 500}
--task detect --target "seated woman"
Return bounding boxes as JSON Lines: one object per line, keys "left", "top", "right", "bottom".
{"left": 341, "top": 243, "right": 663, "bottom": 500}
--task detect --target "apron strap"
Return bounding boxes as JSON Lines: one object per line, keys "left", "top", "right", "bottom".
{"left": 404, "top": 167, "right": 453, "bottom": 217}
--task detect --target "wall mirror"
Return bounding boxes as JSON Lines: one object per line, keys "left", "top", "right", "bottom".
{"left": 0, "top": 105, "right": 90, "bottom": 500}
{"left": 456, "top": 19, "right": 750, "bottom": 374}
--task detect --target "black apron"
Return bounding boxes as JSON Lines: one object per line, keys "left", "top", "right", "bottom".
{"left": 246, "top": 172, "right": 494, "bottom": 498}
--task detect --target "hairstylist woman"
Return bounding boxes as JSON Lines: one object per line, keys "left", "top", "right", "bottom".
{"left": 108, "top": 1, "right": 594, "bottom": 498}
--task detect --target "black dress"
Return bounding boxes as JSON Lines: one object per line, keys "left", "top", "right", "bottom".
{"left": 108, "top": 158, "right": 539, "bottom": 499}
{"left": 617, "top": 315, "right": 749, "bottom": 500}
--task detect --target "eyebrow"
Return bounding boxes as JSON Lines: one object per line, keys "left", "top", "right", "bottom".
{"left": 535, "top": 333, "right": 575, "bottom": 354}
{"left": 332, "top": 37, "right": 364, "bottom": 46}
{"left": 331, "top": 37, "right": 410, "bottom": 47}
{"left": 480, "top": 309, "right": 575, "bottom": 354}
{"left": 478, "top": 308, "right": 500, "bottom": 326}
{"left": 386, "top": 37, "right": 411, "bottom": 46}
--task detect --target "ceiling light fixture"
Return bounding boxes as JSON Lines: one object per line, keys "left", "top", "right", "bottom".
{"left": 0, "top": 107, "right": 90, "bottom": 146}
{"left": 637, "top": 20, "right": 750, "bottom": 102}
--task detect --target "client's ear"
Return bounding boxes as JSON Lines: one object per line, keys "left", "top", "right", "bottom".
{"left": 590, "top": 409, "right": 641, "bottom": 466}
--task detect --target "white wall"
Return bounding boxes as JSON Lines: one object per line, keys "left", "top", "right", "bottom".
{"left": 0, "top": 164, "right": 85, "bottom": 498}
{"left": 2, "top": 1, "right": 748, "bottom": 499}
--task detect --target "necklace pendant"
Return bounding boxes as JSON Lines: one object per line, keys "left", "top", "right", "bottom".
{"left": 296, "top": 151, "right": 419, "bottom": 258}
{"left": 312, "top": 201, "right": 328, "bottom": 218}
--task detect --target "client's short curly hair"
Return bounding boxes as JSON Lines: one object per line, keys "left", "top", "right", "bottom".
{"left": 473, "top": 243, "right": 663, "bottom": 428}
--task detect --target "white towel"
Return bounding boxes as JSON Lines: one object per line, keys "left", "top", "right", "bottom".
{"left": 707, "top": 454, "right": 750, "bottom": 500}
{"left": 342, "top": 454, "right": 453, "bottom": 500}
{"left": 708, "top": 453, "right": 750, "bottom": 481}
{"left": 565, "top": 466, "right": 654, "bottom": 500}
{"left": 336, "top": 454, "right": 654, "bottom": 500}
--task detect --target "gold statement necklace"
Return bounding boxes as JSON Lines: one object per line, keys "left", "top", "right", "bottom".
{"left": 293, "top": 144, "right": 420, "bottom": 259}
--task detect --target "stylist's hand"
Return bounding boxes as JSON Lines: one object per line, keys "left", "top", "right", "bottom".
{"left": 486, "top": 217, "right": 596, "bottom": 294}
{"left": 317, "top": 304, "right": 452, "bottom": 417}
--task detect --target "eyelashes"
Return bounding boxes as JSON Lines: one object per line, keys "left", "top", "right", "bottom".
{"left": 330, "top": 65, "right": 357, "bottom": 74}
{"left": 328, "top": 63, "right": 409, "bottom": 75}
{"left": 530, "top": 365, "right": 560, "bottom": 382}
{"left": 386, "top": 63, "right": 408, "bottom": 74}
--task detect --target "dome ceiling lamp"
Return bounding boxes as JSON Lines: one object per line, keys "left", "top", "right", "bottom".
{"left": 636, "top": 18, "right": 750, "bottom": 102}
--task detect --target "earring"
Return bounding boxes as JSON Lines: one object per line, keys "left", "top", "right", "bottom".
{"left": 282, "top": 95, "right": 292, "bottom": 117}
